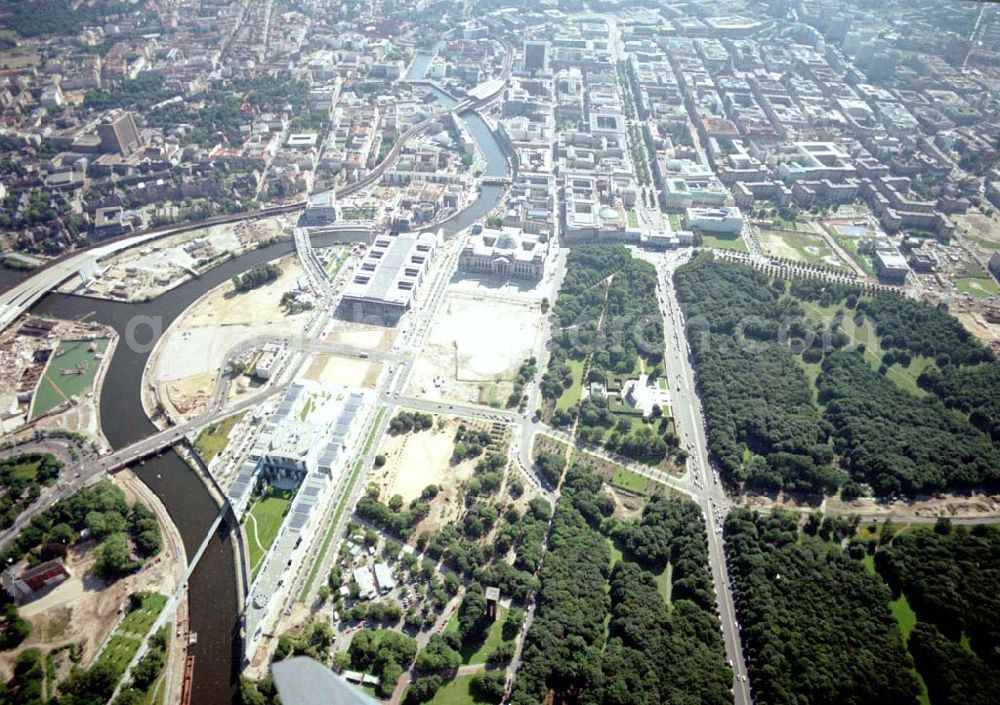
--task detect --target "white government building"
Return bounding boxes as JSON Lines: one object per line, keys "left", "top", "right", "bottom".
{"left": 459, "top": 225, "right": 546, "bottom": 280}
{"left": 229, "top": 380, "right": 373, "bottom": 662}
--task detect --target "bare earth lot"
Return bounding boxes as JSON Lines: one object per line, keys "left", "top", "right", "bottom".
{"left": 369, "top": 417, "right": 499, "bottom": 538}
{"left": 302, "top": 354, "right": 382, "bottom": 389}
{"left": 61, "top": 216, "right": 290, "bottom": 301}
{"left": 150, "top": 254, "right": 310, "bottom": 417}
{"left": 407, "top": 291, "right": 545, "bottom": 405}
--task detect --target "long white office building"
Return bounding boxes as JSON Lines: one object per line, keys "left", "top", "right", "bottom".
{"left": 231, "top": 381, "right": 372, "bottom": 662}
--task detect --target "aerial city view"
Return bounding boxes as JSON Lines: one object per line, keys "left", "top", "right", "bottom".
{"left": 0, "top": 0, "right": 999, "bottom": 703}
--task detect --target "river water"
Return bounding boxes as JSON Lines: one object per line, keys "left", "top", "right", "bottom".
{"left": 23, "top": 75, "right": 511, "bottom": 704}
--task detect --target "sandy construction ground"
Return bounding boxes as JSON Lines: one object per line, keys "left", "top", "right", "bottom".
{"left": 0, "top": 475, "right": 184, "bottom": 681}
{"left": 746, "top": 489, "right": 1000, "bottom": 522}
{"left": 954, "top": 311, "right": 1000, "bottom": 346}
{"left": 62, "top": 216, "right": 291, "bottom": 301}
{"left": 407, "top": 291, "right": 545, "bottom": 405}
{"left": 955, "top": 211, "right": 1000, "bottom": 251}
{"left": 369, "top": 418, "right": 479, "bottom": 537}
{"left": 326, "top": 322, "right": 396, "bottom": 352}
{"left": 302, "top": 354, "right": 382, "bottom": 389}
{"left": 150, "top": 254, "right": 311, "bottom": 415}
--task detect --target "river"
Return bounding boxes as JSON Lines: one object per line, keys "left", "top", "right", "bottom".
{"left": 22, "top": 77, "right": 513, "bottom": 704}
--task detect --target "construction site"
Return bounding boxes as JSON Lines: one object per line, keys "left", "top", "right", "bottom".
{"left": 59, "top": 216, "right": 292, "bottom": 303}
{"left": 0, "top": 316, "right": 115, "bottom": 442}
{"left": 368, "top": 415, "right": 530, "bottom": 541}
{"left": 405, "top": 290, "right": 546, "bottom": 407}
{"left": 146, "top": 253, "right": 311, "bottom": 420}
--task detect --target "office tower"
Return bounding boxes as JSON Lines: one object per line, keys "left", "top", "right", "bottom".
{"left": 98, "top": 110, "right": 142, "bottom": 156}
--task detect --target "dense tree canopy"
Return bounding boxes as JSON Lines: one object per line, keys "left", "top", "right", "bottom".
{"left": 1, "top": 481, "right": 161, "bottom": 579}
{"left": 818, "top": 351, "right": 1000, "bottom": 495}
{"left": 593, "top": 562, "right": 731, "bottom": 705}
{"left": 675, "top": 255, "right": 1000, "bottom": 496}
{"left": 856, "top": 296, "right": 991, "bottom": 366}
{"left": 875, "top": 523, "right": 1000, "bottom": 654}
{"left": 908, "top": 622, "right": 1000, "bottom": 705}
{"left": 674, "top": 257, "right": 837, "bottom": 493}
{"left": 724, "top": 509, "right": 920, "bottom": 705}
{"left": 511, "top": 466, "right": 730, "bottom": 705}
{"left": 542, "top": 245, "right": 663, "bottom": 393}
{"left": 232, "top": 263, "right": 281, "bottom": 292}
{"left": 510, "top": 465, "right": 610, "bottom": 705}
{"left": 918, "top": 362, "right": 1000, "bottom": 441}
{"left": 0, "top": 453, "right": 61, "bottom": 529}
{"left": 612, "top": 496, "right": 715, "bottom": 609}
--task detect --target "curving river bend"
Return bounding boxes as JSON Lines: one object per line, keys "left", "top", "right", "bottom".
{"left": 27, "top": 76, "right": 510, "bottom": 704}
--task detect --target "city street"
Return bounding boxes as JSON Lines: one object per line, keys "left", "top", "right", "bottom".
{"left": 654, "top": 250, "right": 753, "bottom": 705}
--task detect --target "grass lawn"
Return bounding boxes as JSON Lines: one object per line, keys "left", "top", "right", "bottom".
{"left": 246, "top": 487, "right": 294, "bottom": 577}
{"left": 626, "top": 210, "right": 639, "bottom": 228}
{"left": 445, "top": 606, "right": 511, "bottom": 665}
{"left": 194, "top": 412, "right": 244, "bottom": 464}
{"left": 668, "top": 213, "right": 682, "bottom": 230}
{"left": 965, "top": 233, "right": 1000, "bottom": 252}
{"left": 795, "top": 298, "right": 933, "bottom": 398}
{"left": 555, "top": 359, "right": 585, "bottom": 412}
{"left": 756, "top": 227, "right": 846, "bottom": 268}
{"left": 856, "top": 551, "right": 930, "bottom": 705}
{"left": 796, "top": 357, "right": 822, "bottom": 404}
{"left": 830, "top": 233, "right": 876, "bottom": 276}
{"left": 607, "top": 538, "right": 624, "bottom": 569}
{"left": 120, "top": 593, "right": 168, "bottom": 636}
{"left": 861, "top": 553, "right": 876, "bottom": 574}
{"left": 889, "top": 592, "right": 931, "bottom": 705}
{"left": 324, "top": 248, "right": 349, "bottom": 278}
{"left": 887, "top": 355, "right": 934, "bottom": 398}
{"left": 955, "top": 277, "right": 999, "bottom": 299}
{"left": 2, "top": 457, "right": 43, "bottom": 488}
{"left": 700, "top": 233, "right": 748, "bottom": 252}
{"left": 655, "top": 563, "right": 672, "bottom": 604}
{"left": 94, "top": 593, "right": 167, "bottom": 679}
{"left": 412, "top": 674, "right": 482, "bottom": 705}
{"left": 31, "top": 338, "right": 109, "bottom": 419}
{"left": 98, "top": 635, "right": 142, "bottom": 677}
{"left": 466, "top": 606, "right": 510, "bottom": 665}
{"left": 299, "top": 395, "right": 315, "bottom": 422}
{"left": 890, "top": 593, "right": 918, "bottom": 643}
{"left": 610, "top": 467, "right": 648, "bottom": 494}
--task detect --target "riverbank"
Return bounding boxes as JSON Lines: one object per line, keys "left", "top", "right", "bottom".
{"left": 23, "top": 59, "right": 515, "bottom": 705}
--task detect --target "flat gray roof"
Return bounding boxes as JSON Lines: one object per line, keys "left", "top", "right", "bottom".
{"left": 273, "top": 657, "right": 379, "bottom": 705}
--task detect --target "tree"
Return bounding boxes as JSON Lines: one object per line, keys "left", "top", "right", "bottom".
{"left": 486, "top": 640, "right": 514, "bottom": 664}
{"left": 723, "top": 509, "right": 920, "bottom": 705}
{"left": 405, "top": 675, "right": 443, "bottom": 703}
{"left": 131, "top": 648, "right": 165, "bottom": 689}
{"left": 0, "top": 603, "right": 30, "bottom": 650}
{"left": 415, "top": 634, "right": 461, "bottom": 673}
{"left": 93, "top": 533, "right": 137, "bottom": 579}
{"left": 380, "top": 661, "right": 402, "bottom": 698}
{"left": 502, "top": 607, "right": 524, "bottom": 641}
{"left": 471, "top": 670, "right": 506, "bottom": 703}
{"left": 456, "top": 585, "right": 489, "bottom": 646}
